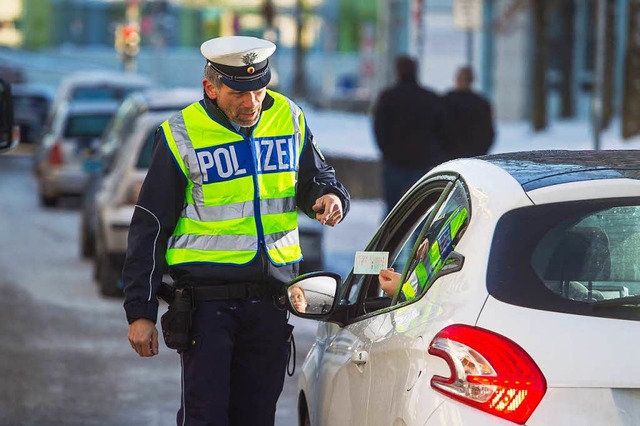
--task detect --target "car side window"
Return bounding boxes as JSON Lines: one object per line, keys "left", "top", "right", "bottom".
{"left": 391, "top": 180, "right": 470, "bottom": 305}
{"left": 341, "top": 177, "right": 455, "bottom": 318}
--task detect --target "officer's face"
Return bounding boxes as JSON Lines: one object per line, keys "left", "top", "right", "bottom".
{"left": 203, "top": 79, "right": 266, "bottom": 127}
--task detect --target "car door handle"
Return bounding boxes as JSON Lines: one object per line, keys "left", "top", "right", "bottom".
{"left": 351, "top": 350, "right": 369, "bottom": 366}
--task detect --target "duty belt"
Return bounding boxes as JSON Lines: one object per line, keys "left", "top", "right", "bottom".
{"left": 189, "top": 281, "right": 284, "bottom": 301}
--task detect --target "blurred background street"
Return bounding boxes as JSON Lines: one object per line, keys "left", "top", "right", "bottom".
{"left": 0, "top": 152, "right": 381, "bottom": 426}
{"left": 2, "top": 0, "right": 640, "bottom": 425}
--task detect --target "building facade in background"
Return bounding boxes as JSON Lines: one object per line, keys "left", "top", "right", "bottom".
{"left": 0, "top": 0, "right": 22, "bottom": 46}
{"left": 2, "top": 0, "right": 639, "bottom": 135}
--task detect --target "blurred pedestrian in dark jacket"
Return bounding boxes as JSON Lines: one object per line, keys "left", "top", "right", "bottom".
{"left": 373, "top": 55, "right": 447, "bottom": 216}
{"left": 442, "top": 65, "right": 495, "bottom": 158}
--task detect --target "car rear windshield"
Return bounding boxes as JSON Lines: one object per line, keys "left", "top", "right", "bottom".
{"left": 64, "top": 114, "right": 113, "bottom": 138}
{"left": 487, "top": 197, "right": 640, "bottom": 321}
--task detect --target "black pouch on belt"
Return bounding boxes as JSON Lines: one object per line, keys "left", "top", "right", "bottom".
{"left": 160, "top": 287, "right": 193, "bottom": 353}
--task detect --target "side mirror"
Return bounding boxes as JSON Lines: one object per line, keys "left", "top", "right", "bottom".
{"left": 0, "top": 78, "right": 19, "bottom": 153}
{"left": 285, "top": 272, "right": 341, "bottom": 320}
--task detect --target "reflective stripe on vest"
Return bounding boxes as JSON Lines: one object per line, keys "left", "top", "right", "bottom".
{"left": 162, "top": 91, "right": 306, "bottom": 266}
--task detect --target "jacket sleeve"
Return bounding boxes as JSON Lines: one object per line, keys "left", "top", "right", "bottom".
{"left": 296, "top": 121, "right": 351, "bottom": 220}
{"left": 122, "top": 128, "right": 186, "bottom": 324}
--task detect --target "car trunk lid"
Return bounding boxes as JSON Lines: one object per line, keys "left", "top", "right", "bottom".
{"left": 477, "top": 296, "right": 640, "bottom": 389}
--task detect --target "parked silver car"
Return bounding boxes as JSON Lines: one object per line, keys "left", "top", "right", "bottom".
{"left": 80, "top": 87, "right": 202, "bottom": 258}
{"left": 34, "top": 100, "right": 119, "bottom": 206}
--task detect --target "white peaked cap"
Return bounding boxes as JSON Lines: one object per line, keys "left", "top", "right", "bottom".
{"left": 200, "top": 36, "right": 276, "bottom": 67}
{"left": 200, "top": 36, "right": 276, "bottom": 91}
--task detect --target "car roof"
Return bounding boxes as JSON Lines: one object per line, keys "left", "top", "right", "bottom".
{"left": 135, "top": 110, "right": 176, "bottom": 130}
{"left": 63, "top": 100, "right": 121, "bottom": 114}
{"left": 125, "top": 87, "right": 201, "bottom": 111}
{"left": 54, "top": 71, "right": 153, "bottom": 103}
{"left": 479, "top": 150, "right": 640, "bottom": 191}
{"left": 11, "top": 83, "right": 55, "bottom": 99}
{"left": 58, "top": 70, "right": 153, "bottom": 86}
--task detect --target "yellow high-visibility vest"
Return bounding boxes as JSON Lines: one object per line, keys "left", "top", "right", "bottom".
{"left": 161, "top": 90, "right": 306, "bottom": 266}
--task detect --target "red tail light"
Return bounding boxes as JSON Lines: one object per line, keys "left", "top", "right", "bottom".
{"left": 48, "top": 142, "right": 64, "bottom": 165}
{"left": 428, "top": 324, "right": 546, "bottom": 424}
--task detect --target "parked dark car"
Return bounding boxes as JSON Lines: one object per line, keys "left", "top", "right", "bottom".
{"left": 0, "top": 77, "right": 19, "bottom": 153}
{"left": 12, "top": 83, "right": 54, "bottom": 144}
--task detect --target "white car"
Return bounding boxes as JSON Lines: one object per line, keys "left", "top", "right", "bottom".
{"left": 285, "top": 150, "right": 640, "bottom": 426}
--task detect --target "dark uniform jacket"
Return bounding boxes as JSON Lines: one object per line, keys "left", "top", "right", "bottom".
{"left": 373, "top": 80, "right": 449, "bottom": 170}
{"left": 442, "top": 89, "right": 495, "bottom": 158}
{"left": 123, "top": 92, "right": 350, "bottom": 324}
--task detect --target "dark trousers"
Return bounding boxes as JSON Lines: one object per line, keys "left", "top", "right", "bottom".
{"left": 177, "top": 297, "right": 290, "bottom": 426}
{"left": 382, "top": 162, "right": 432, "bottom": 216}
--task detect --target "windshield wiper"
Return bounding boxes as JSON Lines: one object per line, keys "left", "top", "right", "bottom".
{"left": 591, "top": 295, "right": 640, "bottom": 309}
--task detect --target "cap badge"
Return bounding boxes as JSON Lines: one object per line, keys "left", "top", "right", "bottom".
{"left": 242, "top": 52, "right": 258, "bottom": 66}
{"left": 247, "top": 66, "right": 255, "bottom": 75}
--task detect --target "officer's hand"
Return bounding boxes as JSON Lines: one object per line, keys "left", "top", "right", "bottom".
{"left": 313, "top": 193, "right": 343, "bottom": 227}
{"left": 128, "top": 318, "right": 159, "bottom": 357}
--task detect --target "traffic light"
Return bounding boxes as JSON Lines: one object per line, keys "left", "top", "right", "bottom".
{"left": 115, "top": 23, "right": 140, "bottom": 58}
{"left": 122, "top": 24, "right": 141, "bottom": 56}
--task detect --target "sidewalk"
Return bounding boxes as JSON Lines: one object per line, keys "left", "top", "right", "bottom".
{"left": 491, "top": 118, "right": 640, "bottom": 153}
{"left": 307, "top": 107, "right": 640, "bottom": 160}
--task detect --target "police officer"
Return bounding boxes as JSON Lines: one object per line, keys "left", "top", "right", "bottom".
{"left": 124, "top": 36, "right": 350, "bottom": 426}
